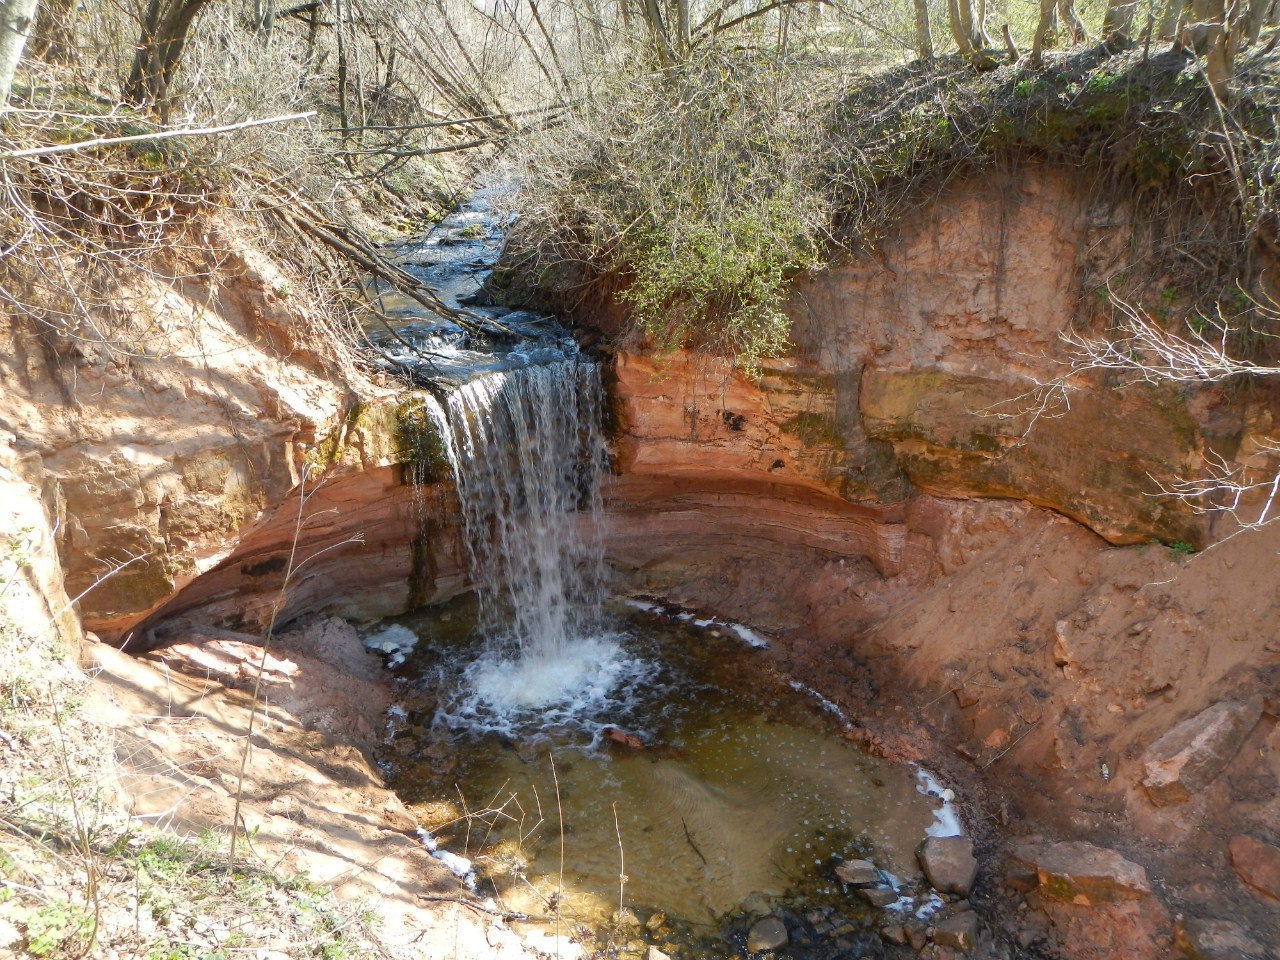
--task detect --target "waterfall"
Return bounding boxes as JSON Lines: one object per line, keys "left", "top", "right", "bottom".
{"left": 437, "top": 354, "right": 607, "bottom": 653}
{"left": 428, "top": 350, "right": 648, "bottom": 727}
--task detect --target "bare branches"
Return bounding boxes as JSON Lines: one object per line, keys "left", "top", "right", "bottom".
{"left": 0, "top": 111, "right": 316, "bottom": 160}
{"left": 1063, "top": 292, "right": 1280, "bottom": 385}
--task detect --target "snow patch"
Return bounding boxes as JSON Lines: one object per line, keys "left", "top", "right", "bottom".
{"left": 915, "top": 769, "right": 963, "bottom": 838}
{"left": 416, "top": 828, "right": 477, "bottom": 890}
{"left": 362, "top": 624, "right": 419, "bottom": 667}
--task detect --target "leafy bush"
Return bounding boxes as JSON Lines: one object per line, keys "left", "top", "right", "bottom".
{"left": 507, "top": 53, "right": 833, "bottom": 373}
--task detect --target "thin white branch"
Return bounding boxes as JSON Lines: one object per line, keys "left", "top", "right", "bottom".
{"left": 0, "top": 112, "right": 317, "bottom": 161}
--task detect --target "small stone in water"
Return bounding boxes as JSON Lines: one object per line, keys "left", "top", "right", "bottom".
{"left": 856, "top": 886, "right": 899, "bottom": 908}
{"left": 746, "top": 917, "right": 788, "bottom": 953}
{"left": 834, "top": 858, "right": 880, "bottom": 887}
{"left": 881, "top": 924, "right": 908, "bottom": 945}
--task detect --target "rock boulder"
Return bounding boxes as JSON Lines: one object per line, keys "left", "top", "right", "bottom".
{"left": 1009, "top": 840, "right": 1151, "bottom": 905}
{"left": 918, "top": 836, "right": 978, "bottom": 896}
{"left": 1140, "top": 700, "right": 1262, "bottom": 806}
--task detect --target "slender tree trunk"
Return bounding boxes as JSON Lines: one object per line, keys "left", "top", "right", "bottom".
{"left": 975, "top": 0, "right": 991, "bottom": 45}
{"left": 304, "top": 1, "right": 321, "bottom": 75}
{"left": 913, "top": 0, "right": 933, "bottom": 60}
{"left": 1058, "top": 0, "right": 1086, "bottom": 41}
{"left": 29, "top": 0, "right": 71, "bottom": 62}
{"left": 641, "top": 0, "right": 673, "bottom": 64}
{"left": 251, "top": 0, "right": 275, "bottom": 38}
{"left": 334, "top": 0, "right": 350, "bottom": 149}
{"left": 676, "top": 0, "right": 690, "bottom": 53}
{"left": 1031, "top": 0, "right": 1055, "bottom": 63}
{"left": 0, "top": 0, "right": 39, "bottom": 111}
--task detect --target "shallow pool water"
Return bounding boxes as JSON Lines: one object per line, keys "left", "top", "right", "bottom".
{"left": 376, "top": 596, "right": 951, "bottom": 946}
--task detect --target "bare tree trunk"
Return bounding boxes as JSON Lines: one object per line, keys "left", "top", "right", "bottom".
{"left": 1156, "top": 0, "right": 1184, "bottom": 39}
{"left": 304, "top": 1, "right": 321, "bottom": 75}
{"left": 676, "top": 0, "right": 690, "bottom": 53}
{"left": 125, "top": 0, "right": 217, "bottom": 116}
{"left": 335, "top": 0, "right": 350, "bottom": 149}
{"left": 1000, "top": 23, "right": 1018, "bottom": 58}
{"left": 913, "top": 0, "right": 933, "bottom": 60}
{"left": 251, "top": 0, "right": 275, "bottom": 38}
{"left": 1031, "top": 0, "right": 1056, "bottom": 63}
{"left": 1058, "top": 0, "right": 1086, "bottom": 41}
{"left": 947, "top": 0, "right": 977, "bottom": 56}
{"left": 974, "top": 0, "right": 991, "bottom": 45}
{"left": 0, "top": 0, "right": 39, "bottom": 111}
{"left": 29, "top": 0, "right": 72, "bottom": 62}
{"left": 1102, "top": 0, "right": 1140, "bottom": 47}
{"left": 1201, "top": 0, "right": 1238, "bottom": 100}
{"left": 641, "top": 0, "right": 673, "bottom": 64}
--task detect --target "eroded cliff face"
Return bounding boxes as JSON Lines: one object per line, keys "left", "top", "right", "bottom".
{"left": 592, "top": 165, "right": 1280, "bottom": 958}
{"left": 0, "top": 221, "right": 473, "bottom": 647}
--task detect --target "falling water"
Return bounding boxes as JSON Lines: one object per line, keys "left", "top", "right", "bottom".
{"left": 424, "top": 350, "right": 652, "bottom": 729}
{"left": 436, "top": 354, "right": 607, "bottom": 648}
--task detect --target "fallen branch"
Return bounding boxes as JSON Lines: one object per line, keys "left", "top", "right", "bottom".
{"left": 0, "top": 112, "right": 317, "bottom": 160}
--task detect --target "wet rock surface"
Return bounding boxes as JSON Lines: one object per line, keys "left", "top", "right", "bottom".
{"left": 746, "top": 917, "right": 789, "bottom": 952}
{"left": 1173, "top": 916, "right": 1271, "bottom": 960}
{"left": 1229, "top": 834, "right": 1280, "bottom": 902}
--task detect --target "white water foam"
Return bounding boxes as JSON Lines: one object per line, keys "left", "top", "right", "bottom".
{"left": 438, "top": 631, "right": 658, "bottom": 743}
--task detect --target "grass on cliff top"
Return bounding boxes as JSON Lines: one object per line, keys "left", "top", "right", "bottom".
{"left": 501, "top": 41, "right": 1280, "bottom": 373}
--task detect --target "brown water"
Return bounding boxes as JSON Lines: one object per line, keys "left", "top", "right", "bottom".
{"left": 378, "top": 597, "right": 951, "bottom": 951}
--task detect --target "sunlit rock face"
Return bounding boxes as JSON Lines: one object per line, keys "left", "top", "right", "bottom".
{"left": 599, "top": 168, "right": 1220, "bottom": 610}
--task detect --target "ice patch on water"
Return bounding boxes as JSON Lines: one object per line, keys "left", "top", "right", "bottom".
{"left": 729, "top": 623, "right": 769, "bottom": 648}
{"left": 788, "top": 680, "right": 850, "bottom": 726}
{"left": 363, "top": 624, "right": 419, "bottom": 667}
{"left": 915, "top": 768, "right": 963, "bottom": 837}
{"left": 625, "top": 597, "right": 770, "bottom": 648}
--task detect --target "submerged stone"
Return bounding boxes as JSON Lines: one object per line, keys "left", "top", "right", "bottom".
{"left": 746, "top": 916, "right": 788, "bottom": 952}
{"left": 834, "top": 858, "right": 880, "bottom": 886}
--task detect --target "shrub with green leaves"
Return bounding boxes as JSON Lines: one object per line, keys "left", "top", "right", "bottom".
{"left": 509, "top": 52, "right": 833, "bottom": 374}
